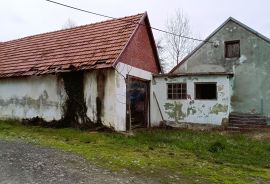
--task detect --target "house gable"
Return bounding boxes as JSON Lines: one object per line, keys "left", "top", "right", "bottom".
{"left": 169, "top": 17, "right": 270, "bottom": 115}
{"left": 115, "top": 13, "right": 161, "bottom": 74}
{"left": 170, "top": 17, "right": 270, "bottom": 74}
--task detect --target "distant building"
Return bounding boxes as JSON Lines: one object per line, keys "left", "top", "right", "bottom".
{"left": 151, "top": 17, "right": 270, "bottom": 128}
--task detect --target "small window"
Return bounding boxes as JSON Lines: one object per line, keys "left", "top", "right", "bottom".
{"left": 225, "top": 40, "right": 240, "bottom": 58}
{"left": 195, "top": 83, "right": 217, "bottom": 100}
{"left": 167, "top": 83, "right": 187, "bottom": 99}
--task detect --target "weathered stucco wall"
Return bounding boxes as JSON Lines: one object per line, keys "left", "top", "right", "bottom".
{"left": 0, "top": 75, "right": 66, "bottom": 121}
{"left": 151, "top": 75, "right": 231, "bottom": 126}
{"left": 84, "top": 69, "right": 119, "bottom": 130}
{"left": 114, "top": 62, "right": 153, "bottom": 131}
{"left": 84, "top": 65, "right": 152, "bottom": 131}
{"left": 173, "top": 20, "right": 270, "bottom": 115}
{"left": 0, "top": 66, "right": 153, "bottom": 131}
{"left": 0, "top": 69, "right": 124, "bottom": 131}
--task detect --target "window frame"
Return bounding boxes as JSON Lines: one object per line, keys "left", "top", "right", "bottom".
{"left": 194, "top": 82, "right": 217, "bottom": 100}
{"left": 167, "top": 83, "right": 187, "bottom": 100}
{"left": 224, "top": 40, "right": 240, "bottom": 58}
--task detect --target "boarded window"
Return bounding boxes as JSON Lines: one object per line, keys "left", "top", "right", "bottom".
{"left": 167, "top": 83, "right": 187, "bottom": 99}
{"left": 195, "top": 83, "right": 217, "bottom": 100}
{"left": 225, "top": 40, "right": 240, "bottom": 58}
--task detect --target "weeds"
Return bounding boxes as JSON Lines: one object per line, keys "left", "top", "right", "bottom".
{"left": 208, "top": 141, "right": 225, "bottom": 153}
{"left": 0, "top": 121, "right": 269, "bottom": 184}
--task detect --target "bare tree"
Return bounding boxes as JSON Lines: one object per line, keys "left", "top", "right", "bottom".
{"left": 62, "top": 18, "right": 77, "bottom": 29}
{"left": 164, "top": 10, "right": 197, "bottom": 69}
{"left": 156, "top": 38, "right": 167, "bottom": 73}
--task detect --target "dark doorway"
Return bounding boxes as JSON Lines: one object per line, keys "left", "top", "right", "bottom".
{"left": 126, "top": 77, "right": 150, "bottom": 130}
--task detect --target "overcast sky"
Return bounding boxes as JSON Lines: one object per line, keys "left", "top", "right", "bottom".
{"left": 1, "top": 0, "right": 270, "bottom": 43}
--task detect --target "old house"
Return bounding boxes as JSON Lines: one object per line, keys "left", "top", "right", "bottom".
{"left": 0, "top": 13, "right": 161, "bottom": 131}
{"left": 151, "top": 17, "right": 270, "bottom": 128}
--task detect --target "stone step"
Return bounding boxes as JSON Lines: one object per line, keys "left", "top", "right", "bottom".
{"left": 229, "top": 113, "right": 266, "bottom": 118}
{"left": 226, "top": 127, "right": 250, "bottom": 132}
{"left": 229, "top": 117, "right": 266, "bottom": 122}
{"left": 228, "top": 113, "right": 269, "bottom": 132}
{"left": 229, "top": 120, "right": 267, "bottom": 125}
{"left": 228, "top": 123, "right": 268, "bottom": 128}
{"left": 226, "top": 127, "right": 268, "bottom": 132}
{"left": 229, "top": 116, "right": 266, "bottom": 120}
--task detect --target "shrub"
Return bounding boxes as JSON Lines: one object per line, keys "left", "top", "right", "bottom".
{"left": 208, "top": 141, "right": 225, "bottom": 153}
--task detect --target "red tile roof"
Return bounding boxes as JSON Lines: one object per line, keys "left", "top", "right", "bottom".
{"left": 0, "top": 13, "right": 144, "bottom": 78}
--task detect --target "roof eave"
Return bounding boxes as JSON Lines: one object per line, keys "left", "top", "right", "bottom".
{"left": 154, "top": 72, "right": 234, "bottom": 77}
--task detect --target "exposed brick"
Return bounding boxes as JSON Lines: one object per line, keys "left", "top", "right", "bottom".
{"left": 117, "top": 19, "right": 160, "bottom": 74}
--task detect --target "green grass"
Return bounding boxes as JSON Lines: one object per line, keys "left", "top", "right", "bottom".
{"left": 0, "top": 120, "right": 270, "bottom": 183}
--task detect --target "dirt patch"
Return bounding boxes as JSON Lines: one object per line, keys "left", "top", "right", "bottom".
{"left": 0, "top": 140, "right": 160, "bottom": 184}
{"left": 244, "top": 131, "right": 270, "bottom": 141}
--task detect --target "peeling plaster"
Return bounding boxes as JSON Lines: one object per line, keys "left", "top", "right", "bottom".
{"left": 171, "top": 19, "right": 270, "bottom": 116}
{"left": 164, "top": 102, "right": 186, "bottom": 122}
{"left": 0, "top": 95, "right": 58, "bottom": 109}
{"left": 187, "top": 106, "right": 197, "bottom": 116}
{"left": 188, "top": 76, "right": 199, "bottom": 81}
{"left": 151, "top": 75, "right": 230, "bottom": 125}
{"left": 217, "top": 85, "right": 224, "bottom": 92}
{"left": 115, "top": 62, "right": 153, "bottom": 131}
{"left": 0, "top": 75, "right": 66, "bottom": 121}
{"left": 210, "top": 104, "right": 228, "bottom": 114}
{"left": 239, "top": 55, "right": 247, "bottom": 64}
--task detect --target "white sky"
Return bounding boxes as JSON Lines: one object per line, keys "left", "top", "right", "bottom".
{"left": 1, "top": 0, "right": 270, "bottom": 42}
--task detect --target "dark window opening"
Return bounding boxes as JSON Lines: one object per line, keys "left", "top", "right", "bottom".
{"left": 195, "top": 83, "right": 217, "bottom": 100}
{"left": 167, "top": 83, "right": 187, "bottom": 99}
{"left": 225, "top": 40, "right": 240, "bottom": 58}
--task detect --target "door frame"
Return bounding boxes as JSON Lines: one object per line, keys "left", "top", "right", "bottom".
{"left": 126, "top": 75, "right": 150, "bottom": 131}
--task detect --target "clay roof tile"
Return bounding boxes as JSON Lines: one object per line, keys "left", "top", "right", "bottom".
{"left": 0, "top": 13, "right": 144, "bottom": 78}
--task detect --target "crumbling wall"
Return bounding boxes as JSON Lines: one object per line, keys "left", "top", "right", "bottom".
{"left": 84, "top": 69, "right": 117, "bottom": 129}
{"left": 0, "top": 70, "right": 114, "bottom": 130}
{"left": 0, "top": 75, "right": 66, "bottom": 121}
{"left": 61, "top": 71, "right": 102, "bottom": 129}
{"left": 114, "top": 62, "right": 153, "bottom": 131}
{"left": 151, "top": 75, "right": 230, "bottom": 126}
{"left": 172, "top": 20, "right": 270, "bottom": 115}
{"left": 0, "top": 66, "right": 152, "bottom": 131}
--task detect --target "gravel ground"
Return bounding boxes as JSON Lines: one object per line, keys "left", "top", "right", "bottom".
{"left": 0, "top": 140, "right": 159, "bottom": 184}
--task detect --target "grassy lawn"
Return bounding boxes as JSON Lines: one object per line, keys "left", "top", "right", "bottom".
{"left": 0, "top": 121, "right": 270, "bottom": 183}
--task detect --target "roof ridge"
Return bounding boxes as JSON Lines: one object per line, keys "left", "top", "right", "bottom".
{"left": 3, "top": 13, "right": 144, "bottom": 44}
{"left": 227, "top": 17, "right": 270, "bottom": 43}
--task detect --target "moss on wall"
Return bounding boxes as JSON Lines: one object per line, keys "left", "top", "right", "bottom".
{"left": 61, "top": 71, "right": 105, "bottom": 129}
